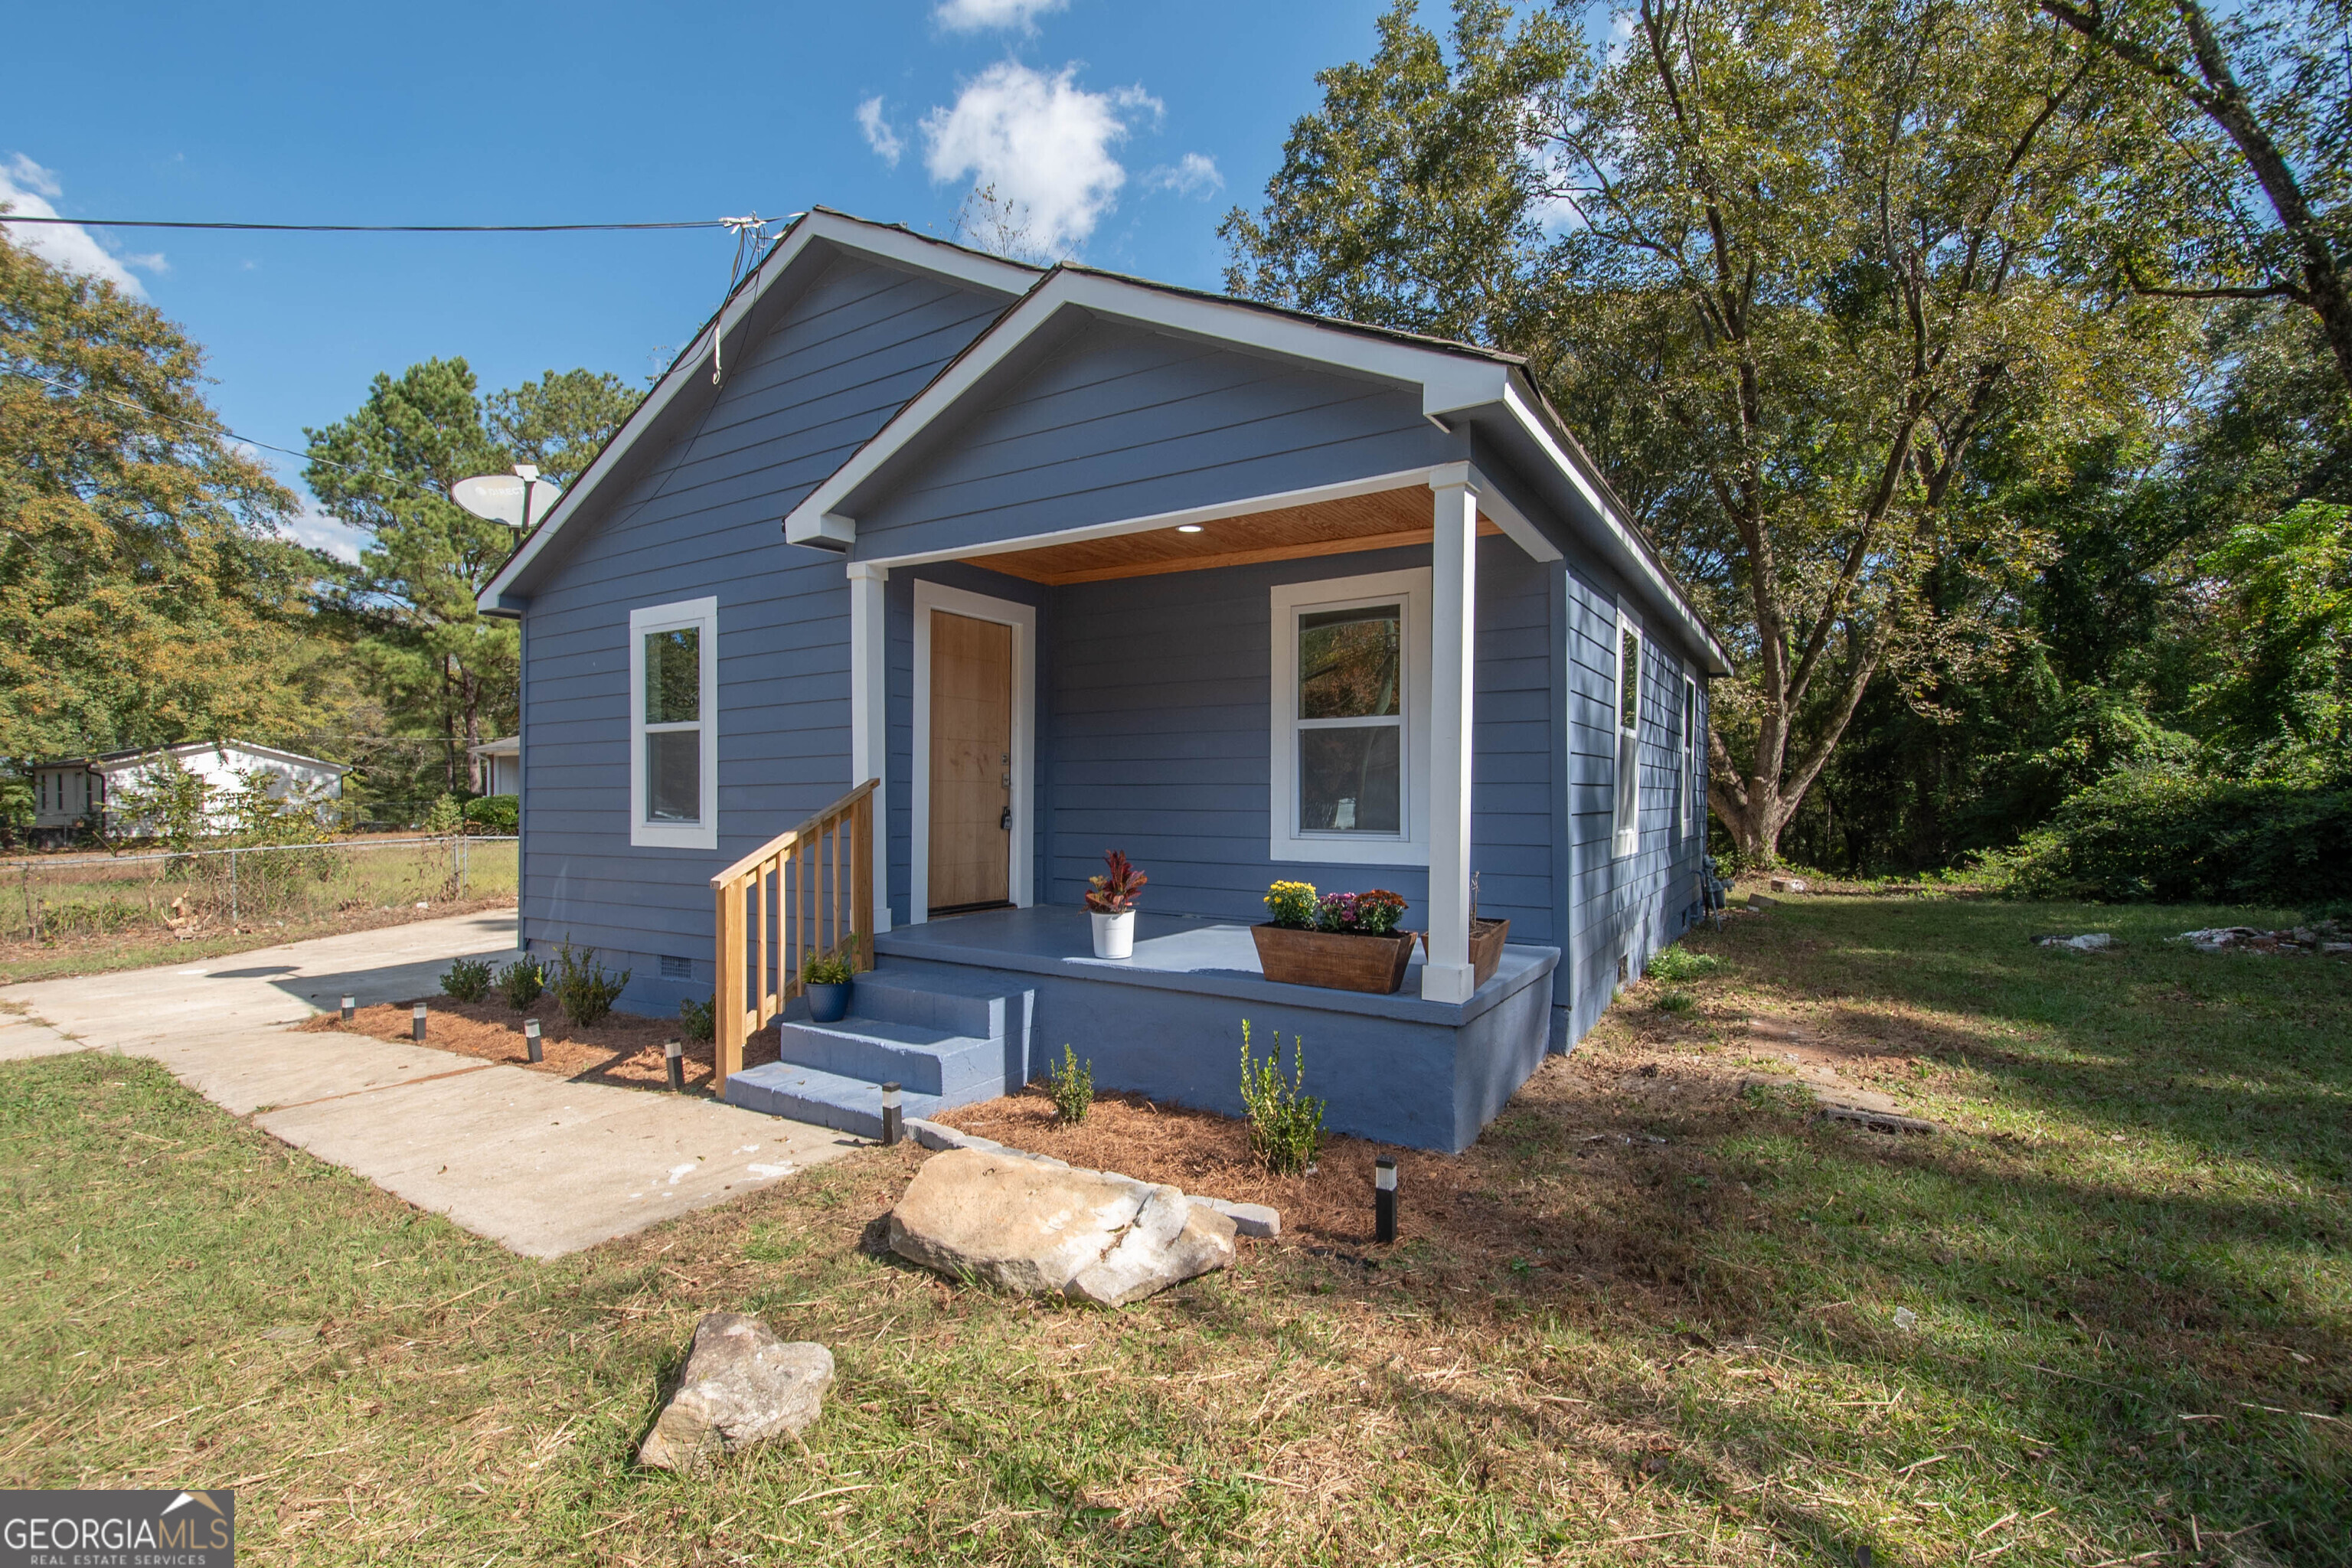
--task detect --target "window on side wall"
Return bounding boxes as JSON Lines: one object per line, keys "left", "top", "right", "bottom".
{"left": 1613, "top": 615, "right": 1643, "bottom": 860}
{"left": 1269, "top": 568, "right": 1432, "bottom": 867}
{"left": 1681, "top": 674, "right": 1700, "bottom": 837}
{"left": 629, "top": 596, "right": 719, "bottom": 851}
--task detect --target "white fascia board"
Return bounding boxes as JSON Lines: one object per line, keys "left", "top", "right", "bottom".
{"left": 480, "top": 212, "right": 1035, "bottom": 610}
{"left": 1500, "top": 381, "right": 1735, "bottom": 676}
{"left": 784, "top": 269, "right": 1520, "bottom": 545}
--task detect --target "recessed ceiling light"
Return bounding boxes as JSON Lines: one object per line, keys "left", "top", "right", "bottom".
{"left": 1176, "top": 524, "right": 1204, "bottom": 534}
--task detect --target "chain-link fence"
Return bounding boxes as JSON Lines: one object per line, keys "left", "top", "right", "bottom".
{"left": 4, "top": 835, "right": 518, "bottom": 946}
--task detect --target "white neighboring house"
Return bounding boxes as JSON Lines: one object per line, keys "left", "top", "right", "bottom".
{"left": 466, "top": 736, "right": 520, "bottom": 799}
{"left": 28, "top": 740, "right": 348, "bottom": 844}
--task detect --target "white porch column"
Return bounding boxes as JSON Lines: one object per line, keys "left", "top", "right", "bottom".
{"left": 848, "top": 561, "right": 892, "bottom": 935}
{"left": 1423, "top": 472, "right": 1478, "bottom": 1003}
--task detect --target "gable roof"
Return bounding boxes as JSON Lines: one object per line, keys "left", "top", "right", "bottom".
{"left": 38, "top": 740, "right": 350, "bottom": 776}
{"left": 475, "top": 209, "right": 1040, "bottom": 612}
{"left": 780, "top": 258, "right": 1730, "bottom": 674}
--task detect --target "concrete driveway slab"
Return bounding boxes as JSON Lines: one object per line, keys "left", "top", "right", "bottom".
{"left": 1, "top": 910, "right": 854, "bottom": 1257}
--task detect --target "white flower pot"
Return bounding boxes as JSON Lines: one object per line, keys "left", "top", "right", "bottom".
{"left": 1090, "top": 909, "right": 1135, "bottom": 959}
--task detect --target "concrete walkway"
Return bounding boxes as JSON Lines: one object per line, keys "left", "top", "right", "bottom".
{"left": 0, "top": 913, "right": 854, "bottom": 1258}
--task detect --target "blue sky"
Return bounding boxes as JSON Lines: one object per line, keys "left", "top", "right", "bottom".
{"left": 3, "top": 0, "right": 1393, "bottom": 559}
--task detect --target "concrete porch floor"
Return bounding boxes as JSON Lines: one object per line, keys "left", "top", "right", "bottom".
{"left": 878, "top": 904, "right": 1555, "bottom": 1024}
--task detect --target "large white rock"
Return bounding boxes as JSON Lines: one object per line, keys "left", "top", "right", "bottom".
{"left": 888, "top": 1147, "right": 1236, "bottom": 1307}
{"left": 636, "top": 1312, "right": 833, "bottom": 1472}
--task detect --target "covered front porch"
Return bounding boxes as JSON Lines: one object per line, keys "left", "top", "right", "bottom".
{"left": 875, "top": 905, "right": 1558, "bottom": 1153}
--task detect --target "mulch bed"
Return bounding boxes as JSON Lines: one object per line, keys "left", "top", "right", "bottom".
{"left": 296, "top": 997, "right": 781, "bottom": 1096}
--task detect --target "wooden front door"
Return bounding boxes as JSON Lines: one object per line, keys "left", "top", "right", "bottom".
{"left": 928, "top": 610, "right": 1014, "bottom": 913}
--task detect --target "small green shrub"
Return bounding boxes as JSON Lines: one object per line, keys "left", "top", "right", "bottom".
{"left": 679, "top": 993, "right": 715, "bottom": 1043}
{"left": 551, "top": 939, "right": 629, "bottom": 1027}
{"left": 1654, "top": 988, "right": 1695, "bottom": 1014}
{"left": 1045, "top": 1044, "right": 1093, "bottom": 1125}
{"left": 440, "top": 957, "right": 492, "bottom": 1002}
{"left": 1980, "top": 767, "right": 2352, "bottom": 903}
{"left": 495, "top": 957, "right": 545, "bottom": 1009}
{"left": 801, "top": 942, "right": 856, "bottom": 987}
{"left": 1240, "top": 1019, "right": 1325, "bottom": 1175}
{"left": 1647, "top": 946, "right": 1724, "bottom": 983}
{"left": 462, "top": 794, "right": 518, "bottom": 834}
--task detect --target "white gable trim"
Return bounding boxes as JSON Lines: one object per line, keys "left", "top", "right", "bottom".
{"left": 478, "top": 211, "right": 1037, "bottom": 611}
{"left": 1499, "top": 382, "right": 1733, "bottom": 675}
{"left": 782, "top": 270, "right": 1517, "bottom": 546}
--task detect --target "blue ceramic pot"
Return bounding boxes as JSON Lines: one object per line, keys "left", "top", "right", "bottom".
{"left": 806, "top": 979, "right": 852, "bottom": 1023}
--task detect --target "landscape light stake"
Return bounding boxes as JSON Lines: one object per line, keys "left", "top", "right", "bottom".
{"left": 411, "top": 1001, "right": 427, "bottom": 1042}
{"left": 339, "top": 995, "right": 355, "bottom": 1023}
{"left": 880, "top": 1081, "right": 902, "bottom": 1146}
{"left": 524, "top": 1018, "right": 542, "bottom": 1063}
{"left": 1374, "top": 1157, "right": 1398, "bottom": 1244}
{"left": 665, "top": 1038, "right": 684, "bottom": 1092}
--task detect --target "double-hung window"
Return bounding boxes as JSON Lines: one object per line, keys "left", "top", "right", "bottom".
{"left": 1612, "top": 613, "right": 1644, "bottom": 859}
{"left": 629, "top": 597, "right": 719, "bottom": 850}
{"left": 1681, "top": 674, "right": 1700, "bottom": 836}
{"left": 1269, "top": 569, "right": 1432, "bottom": 865}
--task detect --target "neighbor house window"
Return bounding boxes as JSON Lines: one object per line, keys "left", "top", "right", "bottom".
{"left": 1269, "top": 569, "right": 1432, "bottom": 866}
{"left": 629, "top": 596, "right": 719, "bottom": 850}
{"left": 1681, "top": 674, "right": 1700, "bottom": 837}
{"left": 1613, "top": 614, "right": 1644, "bottom": 859}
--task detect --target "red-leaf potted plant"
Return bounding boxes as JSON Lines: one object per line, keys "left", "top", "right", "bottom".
{"left": 1085, "top": 850, "right": 1146, "bottom": 959}
{"left": 1251, "top": 881, "right": 1418, "bottom": 995}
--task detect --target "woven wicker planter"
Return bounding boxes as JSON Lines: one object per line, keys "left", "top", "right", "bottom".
{"left": 1250, "top": 923, "right": 1417, "bottom": 995}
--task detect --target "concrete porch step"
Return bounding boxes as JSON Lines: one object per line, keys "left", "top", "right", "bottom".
{"left": 724, "top": 1060, "right": 946, "bottom": 1140}
{"left": 771, "top": 1015, "right": 1001, "bottom": 1098}
{"left": 844, "top": 967, "right": 1014, "bottom": 1040}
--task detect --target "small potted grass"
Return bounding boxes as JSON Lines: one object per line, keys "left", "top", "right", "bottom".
{"left": 1085, "top": 849, "right": 1145, "bottom": 959}
{"left": 801, "top": 940, "right": 857, "bottom": 1023}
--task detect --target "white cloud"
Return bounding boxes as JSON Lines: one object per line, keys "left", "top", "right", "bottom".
{"left": 921, "top": 64, "right": 1159, "bottom": 254}
{"left": 0, "top": 154, "right": 162, "bottom": 296}
{"left": 284, "top": 496, "right": 364, "bottom": 565}
{"left": 1148, "top": 152, "right": 1223, "bottom": 199}
{"left": 856, "top": 96, "right": 904, "bottom": 167}
{"left": 933, "top": 0, "right": 1067, "bottom": 33}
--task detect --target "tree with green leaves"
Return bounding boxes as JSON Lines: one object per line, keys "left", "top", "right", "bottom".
{"left": 2041, "top": 0, "right": 2352, "bottom": 393}
{"left": 305, "top": 360, "right": 637, "bottom": 792}
{"left": 0, "top": 224, "right": 330, "bottom": 773}
{"left": 1227, "top": 0, "right": 2188, "bottom": 861}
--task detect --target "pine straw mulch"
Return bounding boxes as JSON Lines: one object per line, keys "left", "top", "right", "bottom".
{"left": 295, "top": 997, "right": 782, "bottom": 1096}
{"left": 929, "top": 951, "right": 1975, "bottom": 1292}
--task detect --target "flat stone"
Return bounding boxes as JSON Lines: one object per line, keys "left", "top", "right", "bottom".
{"left": 888, "top": 1147, "right": 1235, "bottom": 1307}
{"left": 637, "top": 1313, "right": 833, "bottom": 1472}
{"left": 1194, "top": 1195, "right": 1281, "bottom": 1240}
{"left": 1747, "top": 893, "right": 1777, "bottom": 909}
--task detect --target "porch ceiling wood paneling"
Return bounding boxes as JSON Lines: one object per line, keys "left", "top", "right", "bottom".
{"left": 969, "top": 485, "right": 1501, "bottom": 586}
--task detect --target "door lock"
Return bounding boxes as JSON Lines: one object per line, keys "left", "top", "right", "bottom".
{"left": 1000, "top": 807, "right": 1012, "bottom": 831}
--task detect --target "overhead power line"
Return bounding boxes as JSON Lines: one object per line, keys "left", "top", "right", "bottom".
{"left": 0, "top": 215, "right": 737, "bottom": 233}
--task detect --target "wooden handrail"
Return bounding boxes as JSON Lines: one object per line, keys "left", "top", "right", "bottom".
{"left": 710, "top": 779, "right": 877, "bottom": 1090}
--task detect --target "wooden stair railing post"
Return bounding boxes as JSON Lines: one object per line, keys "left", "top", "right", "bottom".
{"left": 706, "top": 779, "right": 882, "bottom": 1096}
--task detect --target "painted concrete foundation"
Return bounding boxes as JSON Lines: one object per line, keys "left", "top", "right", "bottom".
{"left": 871, "top": 906, "right": 1559, "bottom": 1154}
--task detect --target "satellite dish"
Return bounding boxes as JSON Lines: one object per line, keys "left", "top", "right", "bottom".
{"left": 450, "top": 471, "right": 563, "bottom": 528}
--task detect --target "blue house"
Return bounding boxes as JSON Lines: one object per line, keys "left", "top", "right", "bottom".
{"left": 478, "top": 209, "right": 1727, "bottom": 1153}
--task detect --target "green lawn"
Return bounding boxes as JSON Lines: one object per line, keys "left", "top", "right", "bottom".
{"left": 0, "top": 893, "right": 2343, "bottom": 1565}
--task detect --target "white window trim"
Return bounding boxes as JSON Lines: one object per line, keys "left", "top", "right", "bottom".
{"left": 629, "top": 596, "right": 719, "bottom": 851}
{"left": 1269, "top": 567, "right": 1432, "bottom": 867}
{"left": 910, "top": 579, "right": 1036, "bottom": 923}
{"left": 1681, "top": 673, "right": 1699, "bottom": 838}
{"left": 1613, "top": 608, "right": 1644, "bottom": 861}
